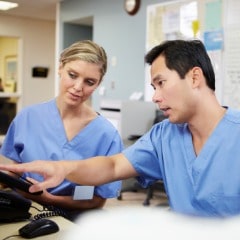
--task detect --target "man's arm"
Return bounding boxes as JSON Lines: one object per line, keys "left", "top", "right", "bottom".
{"left": 64, "top": 153, "right": 137, "bottom": 185}
{"left": 0, "top": 153, "right": 138, "bottom": 193}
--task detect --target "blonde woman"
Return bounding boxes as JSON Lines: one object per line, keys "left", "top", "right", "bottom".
{"left": 0, "top": 40, "right": 123, "bottom": 221}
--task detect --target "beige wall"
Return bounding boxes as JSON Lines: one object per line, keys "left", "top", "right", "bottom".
{"left": 0, "top": 15, "right": 56, "bottom": 109}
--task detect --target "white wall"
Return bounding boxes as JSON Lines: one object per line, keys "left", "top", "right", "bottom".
{"left": 0, "top": 15, "right": 56, "bottom": 109}
{"left": 59, "top": 0, "right": 173, "bottom": 111}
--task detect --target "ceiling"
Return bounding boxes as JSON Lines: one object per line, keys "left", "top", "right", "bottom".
{"left": 0, "top": 0, "right": 93, "bottom": 25}
{"left": 0, "top": 0, "right": 63, "bottom": 21}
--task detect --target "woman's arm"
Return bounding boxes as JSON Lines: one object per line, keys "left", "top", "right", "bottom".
{"left": 21, "top": 188, "right": 106, "bottom": 211}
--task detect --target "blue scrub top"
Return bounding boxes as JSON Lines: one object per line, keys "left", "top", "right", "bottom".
{"left": 0, "top": 99, "right": 123, "bottom": 198}
{"left": 123, "top": 107, "right": 240, "bottom": 217}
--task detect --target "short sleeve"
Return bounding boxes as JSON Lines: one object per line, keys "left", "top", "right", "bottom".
{"left": 123, "top": 124, "right": 164, "bottom": 187}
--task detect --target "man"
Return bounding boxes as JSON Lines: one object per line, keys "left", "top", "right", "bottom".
{"left": 1, "top": 39, "right": 240, "bottom": 217}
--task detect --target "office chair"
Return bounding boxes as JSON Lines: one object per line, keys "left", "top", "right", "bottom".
{"left": 118, "top": 110, "right": 167, "bottom": 206}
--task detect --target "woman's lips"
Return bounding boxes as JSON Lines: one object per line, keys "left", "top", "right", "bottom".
{"left": 69, "top": 92, "right": 80, "bottom": 100}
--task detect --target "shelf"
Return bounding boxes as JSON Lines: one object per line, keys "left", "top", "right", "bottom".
{"left": 0, "top": 92, "right": 21, "bottom": 98}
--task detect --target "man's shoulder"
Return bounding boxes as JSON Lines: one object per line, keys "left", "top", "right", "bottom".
{"left": 151, "top": 119, "right": 186, "bottom": 137}
{"left": 225, "top": 107, "right": 240, "bottom": 123}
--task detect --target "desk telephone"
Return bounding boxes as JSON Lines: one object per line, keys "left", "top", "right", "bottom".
{"left": 0, "top": 171, "right": 69, "bottom": 222}
{"left": 0, "top": 190, "right": 32, "bottom": 222}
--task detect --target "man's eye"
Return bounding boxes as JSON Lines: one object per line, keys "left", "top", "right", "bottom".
{"left": 151, "top": 85, "right": 156, "bottom": 90}
{"left": 158, "top": 80, "right": 166, "bottom": 87}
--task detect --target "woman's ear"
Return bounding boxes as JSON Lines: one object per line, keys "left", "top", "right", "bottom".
{"left": 58, "top": 63, "right": 63, "bottom": 76}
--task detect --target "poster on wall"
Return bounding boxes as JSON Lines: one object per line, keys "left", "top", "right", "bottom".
{"left": 145, "top": 0, "right": 198, "bottom": 102}
{"left": 4, "top": 55, "right": 17, "bottom": 92}
{"left": 222, "top": 0, "right": 240, "bottom": 109}
{"left": 145, "top": 0, "right": 240, "bottom": 109}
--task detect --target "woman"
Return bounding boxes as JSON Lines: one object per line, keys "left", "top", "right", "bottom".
{"left": 0, "top": 40, "right": 123, "bottom": 220}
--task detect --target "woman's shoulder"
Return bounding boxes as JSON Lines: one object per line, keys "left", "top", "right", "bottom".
{"left": 95, "top": 114, "right": 117, "bottom": 128}
{"left": 15, "top": 99, "right": 55, "bottom": 119}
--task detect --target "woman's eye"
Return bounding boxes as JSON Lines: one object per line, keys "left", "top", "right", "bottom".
{"left": 69, "top": 72, "right": 77, "bottom": 79}
{"left": 86, "top": 79, "right": 96, "bottom": 86}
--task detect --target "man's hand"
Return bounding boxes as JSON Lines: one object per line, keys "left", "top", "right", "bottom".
{"left": 0, "top": 160, "right": 66, "bottom": 193}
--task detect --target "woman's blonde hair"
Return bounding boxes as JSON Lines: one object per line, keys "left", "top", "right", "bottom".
{"left": 59, "top": 40, "right": 107, "bottom": 82}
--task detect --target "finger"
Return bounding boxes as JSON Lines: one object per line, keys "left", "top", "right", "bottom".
{"left": 28, "top": 178, "right": 59, "bottom": 193}
{"left": 28, "top": 184, "right": 43, "bottom": 193}
{"left": 0, "top": 163, "right": 28, "bottom": 173}
{"left": 26, "top": 177, "right": 39, "bottom": 184}
{"left": 0, "top": 162, "right": 43, "bottom": 175}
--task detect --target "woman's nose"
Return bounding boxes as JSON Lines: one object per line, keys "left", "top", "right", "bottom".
{"left": 73, "top": 80, "right": 83, "bottom": 91}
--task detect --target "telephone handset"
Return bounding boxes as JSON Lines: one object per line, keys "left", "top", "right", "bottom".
{"left": 0, "top": 171, "right": 43, "bottom": 195}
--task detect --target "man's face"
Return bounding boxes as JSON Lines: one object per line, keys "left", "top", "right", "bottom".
{"left": 150, "top": 55, "right": 196, "bottom": 123}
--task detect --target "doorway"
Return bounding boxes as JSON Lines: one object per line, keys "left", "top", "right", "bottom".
{"left": 0, "top": 36, "right": 20, "bottom": 135}
{"left": 62, "top": 16, "right": 93, "bottom": 106}
{"left": 63, "top": 16, "right": 93, "bottom": 48}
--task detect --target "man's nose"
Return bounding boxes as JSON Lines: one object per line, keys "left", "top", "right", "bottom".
{"left": 152, "top": 89, "right": 162, "bottom": 103}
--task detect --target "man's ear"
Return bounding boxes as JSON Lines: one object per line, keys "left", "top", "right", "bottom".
{"left": 191, "top": 67, "right": 203, "bottom": 88}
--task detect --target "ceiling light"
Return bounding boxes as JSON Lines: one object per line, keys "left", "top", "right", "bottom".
{"left": 0, "top": 1, "right": 18, "bottom": 11}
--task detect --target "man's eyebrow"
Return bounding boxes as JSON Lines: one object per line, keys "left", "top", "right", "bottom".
{"left": 151, "top": 76, "right": 160, "bottom": 88}
{"left": 152, "top": 74, "right": 162, "bottom": 84}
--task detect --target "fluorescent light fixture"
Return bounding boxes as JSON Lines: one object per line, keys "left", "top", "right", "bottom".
{"left": 0, "top": 1, "right": 18, "bottom": 11}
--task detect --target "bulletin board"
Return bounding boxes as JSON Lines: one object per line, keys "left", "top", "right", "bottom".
{"left": 222, "top": 0, "right": 240, "bottom": 109}
{"left": 145, "top": 0, "right": 240, "bottom": 109}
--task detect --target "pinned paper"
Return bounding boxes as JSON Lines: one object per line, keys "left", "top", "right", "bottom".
{"left": 192, "top": 20, "right": 200, "bottom": 37}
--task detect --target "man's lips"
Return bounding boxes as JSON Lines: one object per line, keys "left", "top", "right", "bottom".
{"left": 160, "top": 107, "right": 170, "bottom": 116}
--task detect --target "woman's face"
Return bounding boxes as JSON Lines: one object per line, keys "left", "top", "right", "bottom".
{"left": 58, "top": 59, "right": 102, "bottom": 107}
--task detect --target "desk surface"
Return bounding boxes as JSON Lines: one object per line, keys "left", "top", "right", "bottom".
{"left": 0, "top": 202, "right": 76, "bottom": 240}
